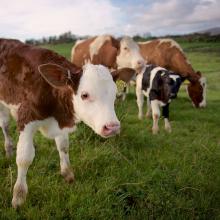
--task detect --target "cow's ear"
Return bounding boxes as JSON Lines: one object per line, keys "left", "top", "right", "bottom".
{"left": 38, "top": 63, "right": 71, "bottom": 88}
{"left": 111, "top": 68, "right": 136, "bottom": 83}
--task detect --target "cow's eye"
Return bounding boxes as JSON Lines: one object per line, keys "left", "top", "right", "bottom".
{"left": 81, "top": 92, "right": 89, "bottom": 100}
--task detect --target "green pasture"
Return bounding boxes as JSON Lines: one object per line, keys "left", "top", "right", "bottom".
{"left": 0, "top": 41, "right": 219, "bottom": 219}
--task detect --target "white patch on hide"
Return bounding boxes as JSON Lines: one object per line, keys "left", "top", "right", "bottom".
{"left": 71, "top": 39, "right": 86, "bottom": 62}
{"left": 169, "top": 74, "right": 180, "bottom": 82}
{"left": 89, "top": 35, "right": 111, "bottom": 60}
{"left": 158, "top": 38, "right": 184, "bottom": 52}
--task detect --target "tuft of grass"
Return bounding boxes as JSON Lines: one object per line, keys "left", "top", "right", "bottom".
{"left": 0, "top": 41, "right": 220, "bottom": 219}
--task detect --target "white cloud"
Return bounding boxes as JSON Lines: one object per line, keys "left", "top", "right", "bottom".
{"left": 0, "top": 0, "right": 220, "bottom": 40}
{"left": 123, "top": 0, "right": 220, "bottom": 36}
{"left": 0, "top": 0, "right": 123, "bottom": 40}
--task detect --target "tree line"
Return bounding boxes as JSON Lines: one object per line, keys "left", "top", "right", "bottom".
{"left": 25, "top": 31, "right": 220, "bottom": 45}
{"left": 25, "top": 31, "right": 86, "bottom": 45}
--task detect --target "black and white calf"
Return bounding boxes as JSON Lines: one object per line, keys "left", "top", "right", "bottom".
{"left": 136, "top": 64, "right": 183, "bottom": 134}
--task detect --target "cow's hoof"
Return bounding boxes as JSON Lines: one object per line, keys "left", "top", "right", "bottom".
{"left": 165, "top": 121, "right": 172, "bottom": 133}
{"left": 165, "top": 126, "right": 172, "bottom": 133}
{"left": 61, "top": 168, "right": 75, "bottom": 184}
{"left": 152, "top": 128, "right": 159, "bottom": 135}
{"left": 12, "top": 183, "right": 27, "bottom": 208}
{"left": 138, "top": 114, "right": 143, "bottom": 120}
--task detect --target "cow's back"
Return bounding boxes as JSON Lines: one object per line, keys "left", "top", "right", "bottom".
{"left": 71, "top": 37, "right": 96, "bottom": 67}
{"left": 0, "top": 39, "right": 38, "bottom": 105}
{"left": 71, "top": 35, "right": 120, "bottom": 69}
{"left": 138, "top": 39, "right": 197, "bottom": 80}
{"left": 0, "top": 39, "right": 78, "bottom": 130}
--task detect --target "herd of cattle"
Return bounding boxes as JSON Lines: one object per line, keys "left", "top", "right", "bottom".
{"left": 0, "top": 35, "right": 206, "bottom": 208}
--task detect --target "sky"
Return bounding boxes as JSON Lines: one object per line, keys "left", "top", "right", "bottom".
{"left": 0, "top": 0, "right": 220, "bottom": 41}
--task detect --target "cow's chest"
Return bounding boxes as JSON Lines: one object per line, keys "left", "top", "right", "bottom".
{"left": 38, "top": 118, "right": 76, "bottom": 139}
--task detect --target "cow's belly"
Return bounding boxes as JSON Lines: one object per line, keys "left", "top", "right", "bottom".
{"left": 39, "top": 118, "right": 76, "bottom": 139}
{"left": 0, "top": 100, "right": 76, "bottom": 139}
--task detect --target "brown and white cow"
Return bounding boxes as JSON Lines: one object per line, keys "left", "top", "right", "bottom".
{"left": 138, "top": 39, "right": 206, "bottom": 108}
{"left": 71, "top": 34, "right": 145, "bottom": 79}
{"left": 0, "top": 38, "right": 120, "bottom": 208}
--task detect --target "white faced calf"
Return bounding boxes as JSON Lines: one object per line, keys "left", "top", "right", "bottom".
{"left": 0, "top": 39, "right": 120, "bottom": 208}
{"left": 73, "top": 64, "right": 120, "bottom": 137}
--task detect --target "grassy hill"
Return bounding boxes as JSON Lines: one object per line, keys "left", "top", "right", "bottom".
{"left": 0, "top": 41, "right": 220, "bottom": 219}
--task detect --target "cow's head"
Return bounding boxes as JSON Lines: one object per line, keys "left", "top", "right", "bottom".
{"left": 38, "top": 63, "right": 120, "bottom": 138}
{"left": 152, "top": 70, "right": 172, "bottom": 103}
{"left": 187, "top": 72, "right": 206, "bottom": 108}
{"left": 116, "top": 37, "right": 145, "bottom": 71}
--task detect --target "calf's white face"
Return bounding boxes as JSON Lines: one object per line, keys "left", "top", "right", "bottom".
{"left": 73, "top": 64, "right": 120, "bottom": 137}
{"left": 116, "top": 37, "right": 145, "bottom": 71}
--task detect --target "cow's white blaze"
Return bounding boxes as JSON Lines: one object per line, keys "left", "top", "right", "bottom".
{"left": 116, "top": 37, "right": 145, "bottom": 71}
{"left": 73, "top": 64, "right": 120, "bottom": 137}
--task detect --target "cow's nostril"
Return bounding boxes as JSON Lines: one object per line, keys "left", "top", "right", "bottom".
{"left": 106, "top": 122, "right": 120, "bottom": 129}
{"left": 102, "top": 122, "right": 120, "bottom": 137}
{"left": 103, "top": 125, "right": 109, "bottom": 131}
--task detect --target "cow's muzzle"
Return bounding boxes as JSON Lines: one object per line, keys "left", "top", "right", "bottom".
{"left": 101, "top": 122, "right": 120, "bottom": 137}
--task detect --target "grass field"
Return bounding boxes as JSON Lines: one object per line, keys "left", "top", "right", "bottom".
{"left": 0, "top": 41, "right": 220, "bottom": 219}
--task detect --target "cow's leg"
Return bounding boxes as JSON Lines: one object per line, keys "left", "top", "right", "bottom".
{"left": 0, "top": 104, "right": 13, "bottom": 157}
{"left": 12, "top": 123, "right": 36, "bottom": 208}
{"left": 136, "top": 86, "right": 144, "bottom": 119}
{"left": 55, "top": 134, "right": 74, "bottom": 183}
{"left": 151, "top": 100, "right": 160, "bottom": 134}
{"left": 146, "top": 97, "right": 152, "bottom": 118}
{"left": 126, "top": 83, "right": 129, "bottom": 94}
{"left": 162, "top": 104, "right": 171, "bottom": 133}
{"left": 121, "top": 85, "right": 127, "bottom": 101}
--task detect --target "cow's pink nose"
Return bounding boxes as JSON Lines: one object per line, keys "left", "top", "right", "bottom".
{"left": 101, "top": 122, "right": 120, "bottom": 137}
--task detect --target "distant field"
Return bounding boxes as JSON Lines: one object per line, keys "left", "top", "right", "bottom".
{"left": 0, "top": 41, "right": 220, "bottom": 219}
{"left": 177, "top": 41, "right": 220, "bottom": 52}
{"left": 42, "top": 40, "right": 220, "bottom": 60}
{"left": 42, "top": 43, "right": 74, "bottom": 59}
